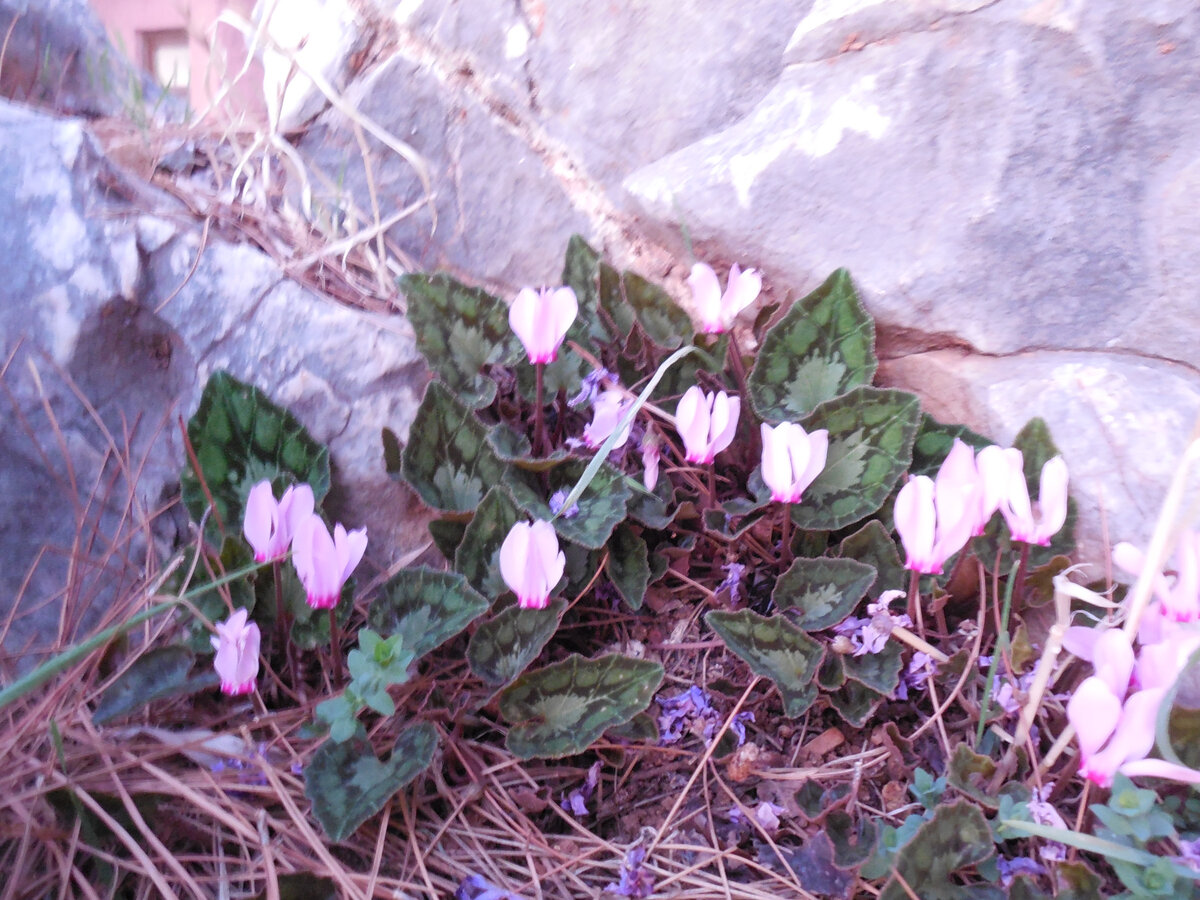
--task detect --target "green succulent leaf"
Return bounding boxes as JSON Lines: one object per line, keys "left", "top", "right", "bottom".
{"left": 878, "top": 801, "right": 997, "bottom": 900}
{"left": 706, "top": 610, "right": 825, "bottom": 717}
{"left": 453, "top": 486, "right": 523, "bottom": 600}
{"left": 499, "top": 654, "right": 664, "bottom": 759}
{"left": 367, "top": 567, "right": 488, "bottom": 660}
{"left": 605, "top": 523, "right": 650, "bottom": 610}
{"left": 622, "top": 270, "right": 691, "bottom": 350}
{"left": 748, "top": 268, "right": 877, "bottom": 420}
{"left": 93, "top": 647, "right": 214, "bottom": 725}
{"left": 181, "top": 371, "right": 330, "bottom": 544}
{"left": 790, "top": 386, "right": 921, "bottom": 531}
{"left": 505, "top": 460, "right": 630, "bottom": 549}
{"left": 837, "top": 520, "right": 907, "bottom": 596}
{"left": 401, "top": 381, "right": 508, "bottom": 514}
{"left": 773, "top": 556, "right": 877, "bottom": 631}
{"left": 400, "top": 273, "right": 522, "bottom": 409}
{"left": 466, "top": 599, "right": 567, "bottom": 686}
{"left": 305, "top": 722, "right": 437, "bottom": 842}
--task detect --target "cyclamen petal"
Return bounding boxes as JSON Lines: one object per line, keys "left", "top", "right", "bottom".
{"left": 1066, "top": 675, "right": 1122, "bottom": 759}
{"left": 242, "top": 481, "right": 315, "bottom": 562}
{"left": 676, "top": 386, "right": 740, "bottom": 464}
{"left": 211, "top": 608, "right": 261, "bottom": 696}
{"left": 583, "top": 390, "right": 632, "bottom": 450}
{"left": 509, "top": 286, "right": 578, "bottom": 364}
{"left": 759, "top": 422, "right": 828, "bottom": 504}
{"left": 894, "top": 476, "right": 939, "bottom": 573}
{"left": 292, "top": 515, "right": 367, "bottom": 610}
{"left": 499, "top": 520, "right": 566, "bottom": 609}
{"left": 687, "top": 261, "right": 762, "bottom": 334}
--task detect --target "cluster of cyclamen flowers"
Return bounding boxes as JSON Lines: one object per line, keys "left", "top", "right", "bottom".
{"left": 211, "top": 481, "right": 367, "bottom": 696}
{"left": 499, "top": 264, "right": 830, "bottom": 609}
{"left": 895, "top": 437, "right": 1069, "bottom": 574}
{"left": 1065, "top": 533, "right": 1200, "bottom": 788}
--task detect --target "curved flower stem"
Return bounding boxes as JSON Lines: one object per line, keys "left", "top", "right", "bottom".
{"left": 779, "top": 503, "right": 793, "bottom": 566}
{"left": 907, "top": 569, "right": 924, "bottom": 639}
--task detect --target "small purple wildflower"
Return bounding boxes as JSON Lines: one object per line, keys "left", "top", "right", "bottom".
{"left": 894, "top": 650, "right": 938, "bottom": 700}
{"left": 548, "top": 489, "right": 580, "bottom": 518}
{"left": 560, "top": 760, "right": 602, "bottom": 817}
{"left": 605, "top": 846, "right": 654, "bottom": 899}
{"left": 1177, "top": 837, "right": 1200, "bottom": 870}
{"left": 719, "top": 562, "right": 747, "bottom": 604}
{"left": 730, "top": 710, "right": 755, "bottom": 747}
{"left": 1028, "top": 783, "right": 1066, "bottom": 830}
{"left": 755, "top": 801, "right": 786, "bottom": 833}
{"left": 657, "top": 685, "right": 720, "bottom": 745}
{"left": 997, "top": 856, "right": 1046, "bottom": 887}
{"left": 832, "top": 591, "right": 911, "bottom": 657}
{"left": 455, "top": 873, "right": 528, "bottom": 900}
{"left": 568, "top": 367, "right": 615, "bottom": 408}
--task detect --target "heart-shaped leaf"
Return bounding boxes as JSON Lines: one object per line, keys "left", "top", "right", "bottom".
{"left": 605, "top": 523, "right": 650, "bottom": 610}
{"left": 428, "top": 517, "right": 469, "bottom": 561}
{"left": 400, "top": 274, "right": 522, "bottom": 409}
{"left": 706, "top": 610, "right": 825, "bottom": 717}
{"left": 499, "top": 654, "right": 664, "bottom": 759}
{"left": 466, "top": 599, "right": 566, "bottom": 686}
{"left": 842, "top": 642, "right": 903, "bottom": 695}
{"left": 453, "top": 486, "right": 523, "bottom": 600}
{"left": 401, "top": 381, "right": 508, "bottom": 514}
{"left": 305, "top": 722, "right": 437, "bottom": 842}
{"left": 830, "top": 680, "right": 886, "bottom": 728}
{"left": 749, "top": 268, "right": 877, "bottom": 420}
{"left": 790, "top": 387, "right": 921, "bottom": 531}
{"left": 93, "top": 647, "right": 214, "bottom": 725}
{"left": 367, "top": 567, "right": 488, "bottom": 660}
{"left": 505, "top": 460, "right": 630, "bottom": 549}
{"left": 878, "top": 801, "right": 997, "bottom": 900}
{"left": 182, "top": 371, "right": 330, "bottom": 544}
{"left": 625, "top": 471, "right": 678, "bottom": 530}
{"left": 838, "top": 521, "right": 907, "bottom": 596}
{"left": 773, "top": 556, "right": 876, "bottom": 631}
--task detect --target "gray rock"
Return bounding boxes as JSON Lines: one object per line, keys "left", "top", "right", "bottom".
{"left": 0, "top": 100, "right": 429, "bottom": 669}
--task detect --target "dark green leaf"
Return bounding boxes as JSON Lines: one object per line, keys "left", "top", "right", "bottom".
{"left": 842, "top": 642, "right": 903, "bottom": 694}
{"left": 453, "top": 486, "right": 523, "bottom": 600}
{"left": 790, "top": 387, "right": 921, "bottom": 531}
{"left": 622, "top": 270, "right": 691, "bottom": 350}
{"left": 499, "top": 654, "right": 664, "bottom": 759}
{"left": 305, "top": 722, "right": 437, "bottom": 842}
{"left": 400, "top": 274, "right": 521, "bottom": 409}
{"left": 910, "top": 414, "right": 993, "bottom": 478}
{"left": 605, "top": 711, "right": 659, "bottom": 744}
{"left": 749, "top": 269, "right": 877, "bottom": 420}
{"left": 605, "top": 523, "right": 650, "bottom": 610}
{"left": 367, "top": 567, "right": 488, "bottom": 660}
{"left": 93, "top": 647, "right": 213, "bottom": 725}
{"left": 182, "top": 371, "right": 329, "bottom": 544}
{"left": 829, "top": 679, "right": 886, "bottom": 728}
{"left": 505, "top": 460, "right": 630, "bottom": 549}
{"left": 837, "top": 520, "right": 907, "bottom": 596}
{"left": 401, "top": 381, "right": 508, "bottom": 514}
{"left": 878, "top": 801, "right": 997, "bottom": 900}
{"left": 428, "top": 517, "right": 468, "bottom": 561}
{"left": 773, "top": 556, "right": 876, "bottom": 631}
{"left": 467, "top": 600, "right": 566, "bottom": 686}
{"left": 706, "top": 610, "right": 825, "bottom": 717}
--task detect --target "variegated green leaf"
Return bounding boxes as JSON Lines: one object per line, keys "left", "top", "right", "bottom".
{"left": 400, "top": 274, "right": 521, "bottom": 409}
{"left": 842, "top": 642, "right": 903, "bottom": 695}
{"left": 505, "top": 460, "right": 630, "bottom": 549}
{"left": 428, "top": 518, "right": 468, "bottom": 561}
{"left": 706, "top": 610, "right": 825, "bottom": 717}
{"left": 749, "top": 269, "right": 877, "bottom": 420}
{"left": 910, "top": 413, "right": 992, "bottom": 479}
{"left": 773, "top": 556, "right": 876, "bottom": 631}
{"left": 605, "top": 523, "right": 650, "bottom": 610}
{"left": 499, "top": 654, "right": 664, "bottom": 759}
{"left": 305, "top": 722, "right": 437, "bottom": 842}
{"left": 466, "top": 599, "right": 566, "bottom": 686}
{"left": 838, "top": 520, "right": 907, "bottom": 596}
{"left": 622, "top": 270, "right": 691, "bottom": 350}
{"left": 93, "top": 647, "right": 214, "bottom": 725}
{"left": 790, "top": 387, "right": 921, "bottom": 531}
{"left": 453, "top": 486, "right": 523, "bottom": 600}
{"left": 401, "top": 381, "right": 508, "bottom": 514}
{"left": 367, "top": 567, "right": 488, "bottom": 660}
{"left": 829, "top": 680, "right": 888, "bottom": 728}
{"left": 878, "top": 802, "right": 997, "bottom": 900}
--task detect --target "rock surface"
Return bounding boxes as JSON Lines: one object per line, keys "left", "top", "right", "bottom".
{"left": 0, "top": 100, "right": 429, "bottom": 668}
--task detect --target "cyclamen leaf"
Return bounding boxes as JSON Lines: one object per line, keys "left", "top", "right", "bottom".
{"left": 305, "top": 722, "right": 437, "bottom": 842}
{"left": 182, "top": 371, "right": 330, "bottom": 545}
{"left": 93, "top": 647, "right": 213, "bottom": 725}
{"left": 367, "top": 567, "right": 488, "bottom": 660}
{"left": 842, "top": 642, "right": 903, "bottom": 695}
{"left": 499, "top": 654, "right": 664, "bottom": 759}
{"left": 622, "top": 270, "right": 691, "bottom": 350}
{"left": 454, "top": 486, "right": 524, "bottom": 600}
{"left": 828, "top": 679, "right": 887, "bottom": 728}
{"left": 837, "top": 520, "right": 907, "bottom": 596}
{"left": 706, "top": 610, "right": 825, "bottom": 717}
{"left": 505, "top": 460, "right": 630, "bottom": 550}
{"left": 401, "top": 381, "right": 508, "bottom": 514}
{"left": 467, "top": 600, "right": 566, "bottom": 686}
{"left": 605, "top": 523, "right": 650, "bottom": 610}
{"left": 773, "top": 556, "right": 876, "bottom": 631}
{"left": 910, "top": 413, "right": 993, "bottom": 479}
{"left": 878, "top": 801, "right": 998, "bottom": 900}
{"left": 749, "top": 268, "right": 877, "bottom": 420}
{"left": 399, "top": 274, "right": 522, "bottom": 409}
{"left": 790, "top": 386, "right": 921, "bottom": 531}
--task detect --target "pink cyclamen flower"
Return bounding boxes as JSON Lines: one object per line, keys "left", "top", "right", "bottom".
{"left": 211, "top": 608, "right": 261, "bottom": 696}
{"left": 939, "top": 439, "right": 1006, "bottom": 536}
{"left": 687, "top": 262, "right": 762, "bottom": 334}
{"left": 641, "top": 431, "right": 661, "bottom": 492}
{"left": 509, "top": 286, "right": 578, "bottom": 364}
{"left": 675, "top": 385, "right": 739, "bottom": 464}
{"left": 499, "top": 520, "right": 566, "bottom": 610}
{"left": 759, "top": 422, "right": 828, "bottom": 503}
{"left": 894, "top": 465, "right": 978, "bottom": 575}
{"left": 976, "top": 447, "right": 1068, "bottom": 545}
{"left": 243, "top": 480, "right": 315, "bottom": 562}
{"left": 291, "top": 515, "right": 368, "bottom": 610}
{"left": 583, "top": 390, "right": 632, "bottom": 450}
{"left": 1114, "top": 533, "right": 1200, "bottom": 623}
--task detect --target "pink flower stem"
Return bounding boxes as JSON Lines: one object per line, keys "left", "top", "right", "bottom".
{"left": 705, "top": 465, "right": 716, "bottom": 510}
{"left": 779, "top": 503, "right": 794, "bottom": 566}
{"left": 907, "top": 569, "right": 925, "bottom": 639}
{"left": 534, "top": 362, "right": 547, "bottom": 456}
{"left": 328, "top": 608, "right": 344, "bottom": 684}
